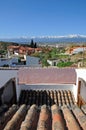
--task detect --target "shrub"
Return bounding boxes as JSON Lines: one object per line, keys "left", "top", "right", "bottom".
{"left": 57, "top": 61, "right": 73, "bottom": 67}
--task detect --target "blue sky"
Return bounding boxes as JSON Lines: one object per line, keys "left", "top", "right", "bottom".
{"left": 0, "top": 0, "right": 86, "bottom": 38}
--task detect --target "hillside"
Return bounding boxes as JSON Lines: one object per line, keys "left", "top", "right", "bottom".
{"left": 0, "top": 35, "right": 86, "bottom": 44}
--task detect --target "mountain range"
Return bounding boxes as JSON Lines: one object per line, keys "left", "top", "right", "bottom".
{"left": 0, "top": 35, "right": 86, "bottom": 44}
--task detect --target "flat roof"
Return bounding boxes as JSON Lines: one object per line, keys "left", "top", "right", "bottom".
{"left": 18, "top": 68, "right": 76, "bottom": 85}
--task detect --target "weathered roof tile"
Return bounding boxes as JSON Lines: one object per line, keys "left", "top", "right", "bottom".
{"left": 19, "top": 90, "right": 76, "bottom": 106}
{"left": 1, "top": 104, "right": 86, "bottom": 130}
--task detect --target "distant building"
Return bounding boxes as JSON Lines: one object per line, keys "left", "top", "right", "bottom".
{"left": 35, "top": 48, "right": 42, "bottom": 53}
{"left": 26, "top": 56, "right": 42, "bottom": 67}
{"left": 8, "top": 45, "right": 42, "bottom": 56}
{"left": 8, "top": 45, "right": 19, "bottom": 55}
{"left": 0, "top": 57, "right": 18, "bottom": 67}
{"left": 66, "top": 46, "right": 86, "bottom": 55}
{"left": 47, "top": 59, "right": 59, "bottom": 66}
{"left": 71, "top": 47, "right": 86, "bottom": 54}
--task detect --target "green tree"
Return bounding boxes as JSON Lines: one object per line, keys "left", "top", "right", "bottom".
{"left": 30, "top": 39, "right": 34, "bottom": 48}
{"left": 50, "top": 48, "right": 57, "bottom": 59}
{"left": 57, "top": 61, "right": 73, "bottom": 67}
{"left": 34, "top": 42, "right": 37, "bottom": 48}
{"left": 42, "top": 58, "right": 49, "bottom": 67}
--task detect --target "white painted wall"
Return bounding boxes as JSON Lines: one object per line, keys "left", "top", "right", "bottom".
{"left": 47, "top": 60, "right": 59, "bottom": 66}
{"left": 0, "top": 70, "right": 18, "bottom": 88}
{"left": 75, "top": 69, "right": 86, "bottom": 102}
{"left": 10, "top": 58, "right": 18, "bottom": 66}
{"left": 47, "top": 60, "right": 53, "bottom": 66}
{"left": 0, "top": 69, "right": 19, "bottom": 102}
{"left": 80, "top": 81, "right": 86, "bottom": 102}
{"left": 76, "top": 69, "right": 86, "bottom": 82}
{"left": 0, "top": 58, "right": 11, "bottom": 66}
{"left": 0, "top": 58, "right": 18, "bottom": 67}
{"left": 26, "top": 56, "right": 42, "bottom": 67}
{"left": 1, "top": 81, "right": 14, "bottom": 103}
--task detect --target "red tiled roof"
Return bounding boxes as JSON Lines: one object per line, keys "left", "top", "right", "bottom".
{"left": 0, "top": 89, "right": 86, "bottom": 130}
{"left": 19, "top": 90, "right": 76, "bottom": 106}
{"left": 26, "top": 47, "right": 35, "bottom": 51}
{"left": 18, "top": 68, "right": 76, "bottom": 84}
{"left": 8, "top": 45, "right": 19, "bottom": 49}
{"left": 2, "top": 104, "right": 86, "bottom": 130}
{"left": 35, "top": 48, "right": 42, "bottom": 51}
{"left": 19, "top": 46, "right": 26, "bottom": 51}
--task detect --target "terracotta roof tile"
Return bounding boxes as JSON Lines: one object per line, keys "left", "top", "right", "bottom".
{"left": 37, "top": 105, "right": 51, "bottom": 130}
{"left": 81, "top": 104, "right": 86, "bottom": 114}
{"left": 4, "top": 104, "right": 27, "bottom": 130}
{"left": 62, "top": 105, "right": 81, "bottom": 130}
{"left": 20, "top": 104, "right": 39, "bottom": 130}
{"left": 51, "top": 105, "right": 66, "bottom": 130}
{"left": 19, "top": 90, "right": 76, "bottom": 106}
{"left": 72, "top": 105, "right": 86, "bottom": 130}
{"left": 1, "top": 104, "right": 86, "bottom": 130}
{"left": 0, "top": 104, "right": 18, "bottom": 130}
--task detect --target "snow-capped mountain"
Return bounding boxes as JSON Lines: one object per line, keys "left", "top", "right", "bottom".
{"left": 0, "top": 34, "right": 86, "bottom": 44}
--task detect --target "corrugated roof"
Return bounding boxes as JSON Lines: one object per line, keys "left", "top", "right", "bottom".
{"left": 18, "top": 68, "right": 76, "bottom": 84}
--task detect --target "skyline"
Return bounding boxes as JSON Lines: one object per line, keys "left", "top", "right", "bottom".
{"left": 0, "top": 0, "right": 86, "bottom": 38}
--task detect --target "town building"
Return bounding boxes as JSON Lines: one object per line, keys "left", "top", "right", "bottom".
{"left": 47, "top": 59, "right": 59, "bottom": 66}
{"left": 66, "top": 46, "right": 86, "bottom": 55}
{"left": 26, "top": 56, "right": 42, "bottom": 67}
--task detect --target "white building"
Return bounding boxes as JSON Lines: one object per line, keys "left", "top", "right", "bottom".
{"left": 0, "top": 57, "right": 18, "bottom": 67}
{"left": 47, "top": 59, "right": 59, "bottom": 66}
{"left": 72, "top": 47, "right": 86, "bottom": 54}
{"left": 26, "top": 56, "right": 42, "bottom": 67}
